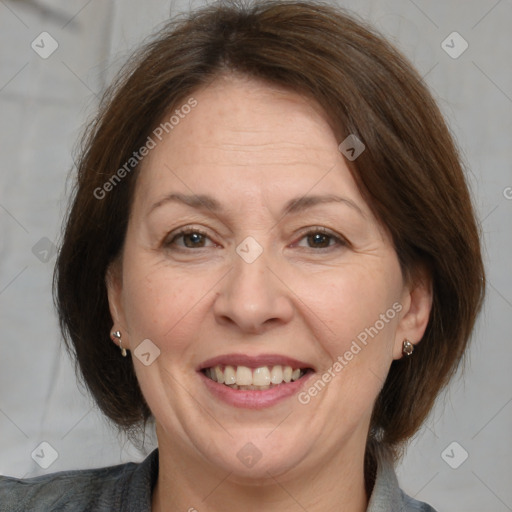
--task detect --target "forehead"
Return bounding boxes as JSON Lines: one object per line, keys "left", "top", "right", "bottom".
{"left": 134, "top": 76, "right": 367, "bottom": 216}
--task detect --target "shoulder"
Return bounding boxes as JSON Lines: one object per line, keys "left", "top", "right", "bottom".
{"left": 0, "top": 448, "right": 158, "bottom": 512}
{"left": 367, "top": 445, "right": 438, "bottom": 512}
{"left": 399, "top": 489, "right": 438, "bottom": 511}
{"left": 0, "top": 462, "right": 137, "bottom": 512}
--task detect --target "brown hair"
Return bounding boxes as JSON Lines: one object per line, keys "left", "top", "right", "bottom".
{"left": 54, "top": 0, "right": 485, "bottom": 462}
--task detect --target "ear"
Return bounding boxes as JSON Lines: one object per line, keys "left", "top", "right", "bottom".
{"left": 105, "top": 260, "right": 130, "bottom": 349}
{"left": 393, "top": 264, "right": 433, "bottom": 360}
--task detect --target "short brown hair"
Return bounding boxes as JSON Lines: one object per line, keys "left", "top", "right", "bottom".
{"left": 54, "top": 0, "right": 485, "bottom": 457}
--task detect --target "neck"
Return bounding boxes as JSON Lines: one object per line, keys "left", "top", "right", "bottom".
{"left": 151, "top": 426, "right": 369, "bottom": 512}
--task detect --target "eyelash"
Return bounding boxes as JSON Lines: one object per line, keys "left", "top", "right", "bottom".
{"left": 164, "top": 226, "right": 348, "bottom": 252}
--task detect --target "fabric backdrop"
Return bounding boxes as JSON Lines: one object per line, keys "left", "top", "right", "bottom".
{"left": 0, "top": 1, "right": 511, "bottom": 510}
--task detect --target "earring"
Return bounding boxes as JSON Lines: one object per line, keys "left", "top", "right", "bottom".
{"left": 402, "top": 339, "right": 414, "bottom": 357}
{"left": 111, "top": 330, "right": 127, "bottom": 357}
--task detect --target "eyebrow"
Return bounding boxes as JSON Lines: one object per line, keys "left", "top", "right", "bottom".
{"left": 148, "top": 192, "right": 365, "bottom": 218}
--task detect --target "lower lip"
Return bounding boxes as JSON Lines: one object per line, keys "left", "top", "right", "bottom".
{"left": 199, "top": 371, "right": 314, "bottom": 409}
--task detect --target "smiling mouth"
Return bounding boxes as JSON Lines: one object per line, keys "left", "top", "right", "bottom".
{"left": 202, "top": 364, "right": 312, "bottom": 390}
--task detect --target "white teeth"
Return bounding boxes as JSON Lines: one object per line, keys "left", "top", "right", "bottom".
{"left": 253, "top": 367, "right": 271, "bottom": 386}
{"left": 204, "top": 364, "right": 308, "bottom": 388}
{"left": 270, "top": 365, "right": 283, "bottom": 384}
{"left": 224, "top": 365, "right": 236, "bottom": 385}
{"left": 291, "top": 368, "right": 301, "bottom": 381}
{"left": 214, "top": 366, "right": 224, "bottom": 384}
{"left": 236, "top": 366, "right": 253, "bottom": 386}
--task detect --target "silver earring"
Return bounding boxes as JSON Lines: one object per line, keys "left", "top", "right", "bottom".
{"left": 111, "top": 330, "right": 127, "bottom": 357}
{"left": 402, "top": 339, "right": 414, "bottom": 357}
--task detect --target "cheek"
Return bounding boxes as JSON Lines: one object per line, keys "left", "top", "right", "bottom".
{"left": 121, "top": 258, "right": 211, "bottom": 351}
{"left": 293, "top": 259, "right": 402, "bottom": 361}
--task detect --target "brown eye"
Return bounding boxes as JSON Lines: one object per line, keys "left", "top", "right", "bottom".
{"left": 295, "top": 228, "right": 347, "bottom": 250}
{"left": 166, "top": 229, "right": 213, "bottom": 249}
{"left": 181, "top": 232, "right": 206, "bottom": 248}
{"left": 306, "top": 232, "right": 332, "bottom": 248}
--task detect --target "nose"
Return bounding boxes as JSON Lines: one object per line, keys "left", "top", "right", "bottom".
{"left": 212, "top": 245, "right": 294, "bottom": 334}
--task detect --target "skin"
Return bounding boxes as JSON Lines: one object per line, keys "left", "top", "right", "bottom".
{"left": 106, "top": 74, "right": 432, "bottom": 512}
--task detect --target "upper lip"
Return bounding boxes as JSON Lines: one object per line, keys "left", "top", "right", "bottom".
{"left": 198, "top": 353, "right": 315, "bottom": 371}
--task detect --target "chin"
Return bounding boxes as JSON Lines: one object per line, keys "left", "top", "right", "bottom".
{"left": 200, "top": 430, "right": 311, "bottom": 483}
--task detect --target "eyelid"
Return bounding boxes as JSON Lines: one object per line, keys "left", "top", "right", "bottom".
{"left": 163, "top": 225, "right": 349, "bottom": 250}
{"left": 164, "top": 226, "right": 219, "bottom": 248}
{"left": 292, "top": 226, "right": 349, "bottom": 249}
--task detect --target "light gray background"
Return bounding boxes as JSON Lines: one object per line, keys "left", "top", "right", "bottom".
{"left": 0, "top": 0, "right": 511, "bottom": 510}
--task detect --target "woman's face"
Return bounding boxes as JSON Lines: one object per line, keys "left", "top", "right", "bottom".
{"left": 107, "top": 75, "right": 431, "bottom": 480}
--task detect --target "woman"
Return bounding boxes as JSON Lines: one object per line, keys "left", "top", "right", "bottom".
{"left": 0, "top": 1, "right": 485, "bottom": 511}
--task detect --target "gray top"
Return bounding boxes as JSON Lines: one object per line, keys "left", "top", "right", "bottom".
{"left": 0, "top": 448, "right": 437, "bottom": 511}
